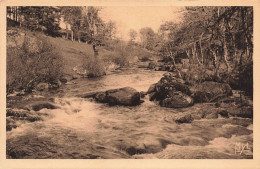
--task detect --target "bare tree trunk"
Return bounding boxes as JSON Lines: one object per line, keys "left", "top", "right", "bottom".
{"left": 71, "top": 30, "right": 74, "bottom": 41}
{"left": 167, "top": 44, "right": 182, "bottom": 78}
{"left": 78, "top": 31, "right": 80, "bottom": 42}
{"left": 223, "top": 35, "right": 231, "bottom": 73}
{"left": 66, "top": 24, "right": 69, "bottom": 39}
{"left": 199, "top": 33, "right": 204, "bottom": 64}
{"left": 192, "top": 43, "right": 202, "bottom": 65}
{"left": 15, "top": 6, "right": 18, "bottom": 24}
{"left": 186, "top": 49, "right": 191, "bottom": 64}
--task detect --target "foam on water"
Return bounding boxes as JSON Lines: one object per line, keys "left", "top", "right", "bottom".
{"left": 42, "top": 97, "right": 102, "bottom": 132}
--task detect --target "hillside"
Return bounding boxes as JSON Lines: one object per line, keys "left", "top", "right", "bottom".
{"left": 6, "top": 27, "right": 160, "bottom": 93}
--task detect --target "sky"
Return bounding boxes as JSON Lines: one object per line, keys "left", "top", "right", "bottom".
{"left": 99, "top": 6, "right": 183, "bottom": 41}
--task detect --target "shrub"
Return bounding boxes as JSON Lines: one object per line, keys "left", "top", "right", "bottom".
{"left": 102, "top": 45, "right": 133, "bottom": 67}
{"left": 7, "top": 31, "right": 63, "bottom": 94}
{"left": 83, "top": 56, "right": 106, "bottom": 77}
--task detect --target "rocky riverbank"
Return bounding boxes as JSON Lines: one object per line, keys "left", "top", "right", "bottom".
{"left": 6, "top": 67, "right": 253, "bottom": 159}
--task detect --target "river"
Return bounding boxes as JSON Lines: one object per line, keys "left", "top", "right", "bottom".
{"left": 6, "top": 68, "right": 253, "bottom": 159}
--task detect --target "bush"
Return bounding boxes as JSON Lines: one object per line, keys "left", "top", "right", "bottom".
{"left": 7, "top": 31, "right": 63, "bottom": 94}
{"left": 102, "top": 45, "right": 133, "bottom": 67}
{"left": 83, "top": 56, "right": 106, "bottom": 77}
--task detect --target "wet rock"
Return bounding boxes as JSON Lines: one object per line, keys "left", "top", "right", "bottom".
{"left": 105, "top": 87, "right": 141, "bottom": 106}
{"left": 27, "top": 101, "right": 59, "bottom": 111}
{"left": 60, "top": 75, "right": 73, "bottom": 83}
{"left": 231, "top": 118, "right": 253, "bottom": 127}
{"left": 82, "top": 87, "right": 141, "bottom": 106}
{"left": 79, "top": 92, "right": 97, "bottom": 98}
{"left": 147, "top": 83, "right": 156, "bottom": 94}
{"left": 150, "top": 75, "right": 191, "bottom": 101}
{"left": 6, "top": 124, "right": 18, "bottom": 131}
{"left": 6, "top": 109, "right": 45, "bottom": 131}
{"left": 175, "top": 114, "right": 194, "bottom": 123}
{"left": 204, "top": 112, "right": 219, "bottom": 119}
{"left": 94, "top": 92, "right": 107, "bottom": 103}
{"left": 36, "top": 82, "right": 49, "bottom": 91}
{"left": 149, "top": 74, "right": 193, "bottom": 108}
{"left": 126, "top": 146, "right": 147, "bottom": 155}
{"left": 140, "top": 91, "right": 146, "bottom": 98}
{"left": 50, "top": 80, "right": 62, "bottom": 89}
{"left": 149, "top": 92, "right": 157, "bottom": 101}
{"left": 191, "top": 81, "right": 232, "bottom": 103}
{"left": 228, "top": 106, "right": 253, "bottom": 118}
{"left": 191, "top": 112, "right": 205, "bottom": 120}
{"left": 6, "top": 109, "right": 28, "bottom": 117}
{"left": 218, "top": 110, "right": 229, "bottom": 118}
{"left": 6, "top": 116, "right": 18, "bottom": 131}
{"left": 148, "top": 62, "right": 156, "bottom": 69}
{"left": 160, "top": 92, "right": 193, "bottom": 108}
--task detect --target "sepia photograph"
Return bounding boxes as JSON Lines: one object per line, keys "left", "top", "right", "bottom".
{"left": 4, "top": 3, "right": 255, "bottom": 161}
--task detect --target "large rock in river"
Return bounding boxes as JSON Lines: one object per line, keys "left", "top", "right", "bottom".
{"left": 191, "top": 81, "right": 232, "bottom": 103}
{"left": 148, "top": 73, "right": 193, "bottom": 108}
{"left": 149, "top": 74, "right": 191, "bottom": 101}
{"left": 93, "top": 87, "right": 141, "bottom": 106}
{"left": 160, "top": 91, "right": 193, "bottom": 108}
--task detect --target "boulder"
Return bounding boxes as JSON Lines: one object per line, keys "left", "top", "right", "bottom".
{"left": 149, "top": 92, "right": 157, "bottom": 101}
{"left": 36, "top": 82, "right": 49, "bottom": 91}
{"left": 95, "top": 92, "right": 107, "bottom": 103}
{"left": 140, "top": 91, "right": 146, "bottom": 98}
{"left": 105, "top": 87, "right": 141, "bottom": 106}
{"left": 217, "top": 110, "right": 229, "bottom": 118}
{"left": 228, "top": 106, "right": 253, "bottom": 119}
{"left": 149, "top": 74, "right": 194, "bottom": 108}
{"left": 150, "top": 75, "right": 191, "bottom": 101}
{"left": 26, "top": 101, "right": 59, "bottom": 111}
{"left": 191, "top": 81, "right": 232, "bottom": 103}
{"left": 175, "top": 114, "right": 193, "bottom": 123}
{"left": 148, "top": 62, "right": 156, "bottom": 69}
{"left": 81, "top": 87, "right": 141, "bottom": 106}
{"left": 60, "top": 75, "right": 73, "bottom": 83}
{"left": 50, "top": 80, "right": 62, "bottom": 89}
{"left": 204, "top": 112, "right": 219, "bottom": 119}
{"left": 160, "top": 92, "right": 193, "bottom": 108}
{"left": 147, "top": 83, "right": 156, "bottom": 94}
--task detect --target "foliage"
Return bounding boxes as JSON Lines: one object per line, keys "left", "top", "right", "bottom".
{"left": 7, "top": 31, "right": 63, "bottom": 93}
{"left": 83, "top": 56, "right": 106, "bottom": 77}
{"left": 7, "top": 7, "right": 61, "bottom": 36}
{"left": 160, "top": 7, "right": 253, "bottom": 96}
{"left": 139, "top": 27, "right": 156, "bottom": 50}
{"left": 128, "top": 29, "right": 137, "bottom": 44}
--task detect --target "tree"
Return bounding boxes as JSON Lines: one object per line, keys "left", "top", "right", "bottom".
{"left": 139, "top": 27, "right": 156, "bottom": 50}
{"left": 159, "top": 6, "right": 253, "bottom": 95}
{"left": 105, "top": 20, "right": 117, "bottom": 40}
{"left": 61, "top": 7, "right": 82, "bottom": 41}
{"left": 128, "top": 29, "right": 137, "bottom": 44}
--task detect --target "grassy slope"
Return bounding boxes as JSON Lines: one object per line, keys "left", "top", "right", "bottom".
{"left": 46, "top": 36, "right": 95, "bottom": 76}
{"left": 45, "top": 35, "right": 161, "bottom": 77}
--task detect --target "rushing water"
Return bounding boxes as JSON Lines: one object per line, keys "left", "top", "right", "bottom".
{"left": 6, "top": 68, "right": 253, "bottom": 159}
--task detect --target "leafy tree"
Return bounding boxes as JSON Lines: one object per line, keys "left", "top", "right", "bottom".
{"left": 139, "top": 27, "right": 156, "bottom": 50}
{"left": 128, "top": 29, "right": 137, "bottom": 44}
{"left": 159, "top": 6, "right": 253, "bottom": 95}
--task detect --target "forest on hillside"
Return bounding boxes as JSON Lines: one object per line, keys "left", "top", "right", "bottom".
{"left": 7, "top": 6, "right": 253, "bottom": 96}
{"left": 159, "top": 7, "right": 253, "bottom": 97}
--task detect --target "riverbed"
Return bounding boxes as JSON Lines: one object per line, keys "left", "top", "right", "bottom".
{"left": 6, "top": 68, "right": 253, "bottom": 159}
